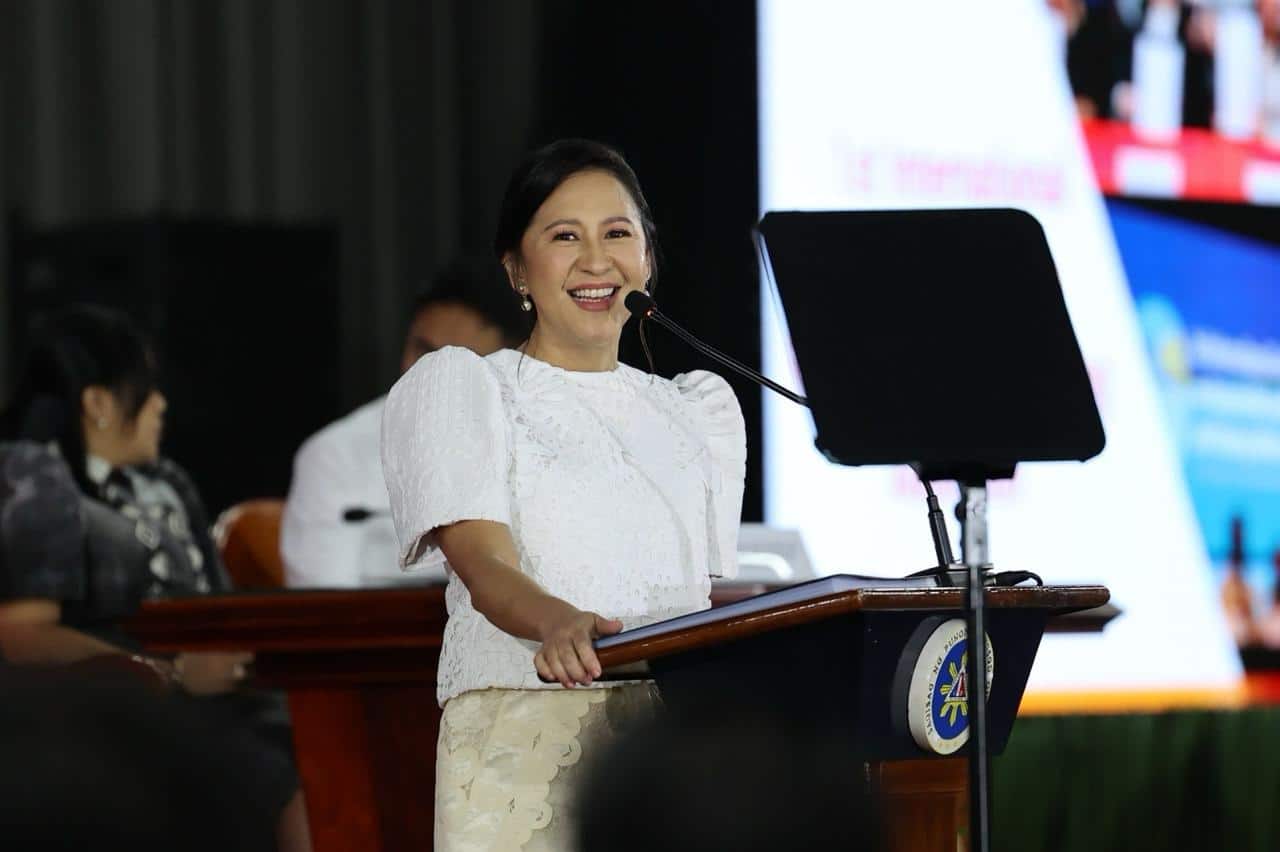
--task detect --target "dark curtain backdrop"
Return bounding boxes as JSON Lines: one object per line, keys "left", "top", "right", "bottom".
{"left": 0, "top": 0, "right": 539, "bottom": 406}
{"left": 0, "top": 0, "right": 764, "bottom": 518}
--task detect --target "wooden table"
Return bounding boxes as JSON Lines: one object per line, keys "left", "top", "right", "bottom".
{"left": 127, "top": 586, "right": 446, "bottom": 851}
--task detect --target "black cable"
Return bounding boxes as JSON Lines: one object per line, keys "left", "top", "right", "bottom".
{"left": 992, "top": 570, "right": 1043, "bottom": 587}
{"left": 920, "top": 478, "right": 955, "bottom": 568}
{"left": 638, "top": 318, "right": 656, "bottom": 374}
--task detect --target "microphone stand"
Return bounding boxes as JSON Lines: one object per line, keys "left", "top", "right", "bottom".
{"left": 960, "top": 481, "right": 991, "bottom": 852}
{"left": 627, "top": 290, "right": 993, "bottom": 852}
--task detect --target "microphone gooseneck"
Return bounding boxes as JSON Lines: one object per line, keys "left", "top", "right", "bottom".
{"left": 624, "top": 291, "right": 809, "bottom": 407}
{"left": 628, "top": 290, "right": 984, "bottom": 593}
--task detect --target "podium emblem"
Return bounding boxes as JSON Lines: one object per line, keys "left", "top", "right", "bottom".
{"left": 906, "top": 618, "right": 995, "bottom": 755}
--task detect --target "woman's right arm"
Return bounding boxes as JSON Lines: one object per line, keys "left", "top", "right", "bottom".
{"left": 382, "top": 349, "right": 620, "bottom": 686}
{"left": 436, "top": 519, "right": 621, "bottom": 688}
{"left": 0, "top": 599, "right": 121, "bottom": 662}
{"left": 0, "top": 598, "right": 250, "bottom": 695}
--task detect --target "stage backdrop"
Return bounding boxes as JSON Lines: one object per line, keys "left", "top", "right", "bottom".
{"left": 757, "top": 0, "right": 1250, "bottom": 699}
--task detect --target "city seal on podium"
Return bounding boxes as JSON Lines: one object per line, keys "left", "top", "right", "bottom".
{"left": 906, "top": 618, "right": 995, "bottom": 755}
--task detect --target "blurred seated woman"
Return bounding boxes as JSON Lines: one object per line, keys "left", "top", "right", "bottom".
{"left": 0, "top": 304, "right": 309, "bottom": 852}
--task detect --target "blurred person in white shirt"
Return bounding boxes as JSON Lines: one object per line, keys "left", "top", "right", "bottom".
{"left": 281, "top": 258, "right": 525, "bottom": 588}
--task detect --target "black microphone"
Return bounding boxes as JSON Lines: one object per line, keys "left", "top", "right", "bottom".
{"left": 624, "top": 291, "right": 808, "bottom": 407}
{"left": 342, "top": 507, "right": 389, "bottom": 523}
{"left": 627, "top": 289, "right": 971, "bottom": 583}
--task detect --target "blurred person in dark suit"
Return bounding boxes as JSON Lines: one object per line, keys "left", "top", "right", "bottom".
{"left": 1060, "top": 0, "right": 1235, "bottom": 131}
{"left": 1058, "top": 0, "right": 1138, "bottom": 120}
{"left": 574, "top": 713, "right": 879, "bottom": 852}
{"left": 0, "top": 304, "right": 308, "bottom": 852}
{"left": 280, "top": 257, "right": 525, "bottom": 588}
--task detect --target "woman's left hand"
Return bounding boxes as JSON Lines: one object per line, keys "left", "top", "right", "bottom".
{"left": 174, "top": 651, "right": 253, "bottom": 695}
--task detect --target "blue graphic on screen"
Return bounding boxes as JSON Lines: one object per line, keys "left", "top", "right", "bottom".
{"left": 1107, "top": 201, "right": 1280, "bottom": 584}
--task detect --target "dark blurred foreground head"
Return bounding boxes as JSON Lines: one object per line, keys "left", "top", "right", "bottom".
{"left": 575, "top": 714, "right": 879, "bottom": 852}
{"left": 0, "top": 666, "right": 278, "bottom": 852}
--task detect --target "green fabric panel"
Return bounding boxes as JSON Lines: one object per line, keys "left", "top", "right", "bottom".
{"left": 993, "top": 708, "right": 1280, "bottom": 852}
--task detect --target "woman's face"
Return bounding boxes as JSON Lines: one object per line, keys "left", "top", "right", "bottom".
{"left": 83, "top": 388, "right": 167, "bottom": 467}
{"left": 509, "top": 169, "right": 651, "bottom": 356}
{"left": 127, "top": 390, "right": 167, "bottom": 463}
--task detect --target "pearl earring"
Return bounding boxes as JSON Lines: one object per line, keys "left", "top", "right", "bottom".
{"left": 97, "top": 417, "right": 109, "bottom": 430}
{"left": 518, "top": 283, "right": 532, "bottom": 312}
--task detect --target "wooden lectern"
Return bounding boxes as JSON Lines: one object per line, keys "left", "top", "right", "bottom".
{"left": 594, "top": 582, "right": 1109, "bottom": 850}
{"left": 124, "top": 581, "right": 1106, "bottom": 852}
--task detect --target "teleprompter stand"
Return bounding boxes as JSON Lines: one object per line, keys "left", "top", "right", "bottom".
{"left": 757, "top": 208, "right": 1105, "bottom": 852}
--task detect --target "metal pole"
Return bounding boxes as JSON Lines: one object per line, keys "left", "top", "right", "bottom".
{"left": 959, "top": 483, "right": 991, "bottom": 852}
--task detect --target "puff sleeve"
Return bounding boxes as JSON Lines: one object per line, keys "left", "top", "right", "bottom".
{"left": 380, "top": 347, "right": 512, "bottom": 570}
{"left": 673, "top": 371, "right": 747, "bottom": 579}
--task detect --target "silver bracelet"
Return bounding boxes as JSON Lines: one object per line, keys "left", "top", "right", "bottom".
{"left": 128, "top": 654, "right": 182, "bottom": 687}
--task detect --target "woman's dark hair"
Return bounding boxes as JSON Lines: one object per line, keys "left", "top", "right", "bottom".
{"left": 494, "top": 138, "right": 660, "bottom": 288}
{"left": 1, "top": 304, "right": 159, "bottom": 493}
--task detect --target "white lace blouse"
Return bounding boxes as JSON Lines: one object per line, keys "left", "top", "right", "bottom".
{"left": 381, "top": 347, "right": 746, "bottom": 706}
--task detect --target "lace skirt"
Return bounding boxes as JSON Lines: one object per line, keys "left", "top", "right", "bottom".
{"left": 434, "top": 683, "right": 661, "bottom": 852}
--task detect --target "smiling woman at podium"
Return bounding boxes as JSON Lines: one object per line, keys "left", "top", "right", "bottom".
{"left": 380, "top": 139, "right": 746, "bottom": 851}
